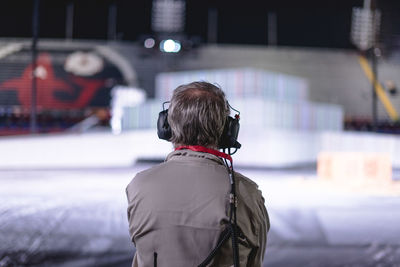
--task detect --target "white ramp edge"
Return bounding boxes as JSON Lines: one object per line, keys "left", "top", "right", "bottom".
{"left": 0, "top": 129, "right": 399, "bottom": 169}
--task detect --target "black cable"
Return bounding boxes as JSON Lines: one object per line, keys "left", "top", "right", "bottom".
{"left": 224, "top": 149, "right": 240, "bottom": 267}
{"left": 198, "top": 148, "right": 240, "bottom": 267}
{"left": 230, "top": 148, "right": 238, "bottom": 155}
{"left": 228, "top": 151, "right": 240, "bottom": 267}
{"left": 162, "top": 101, "right": 170, "bottom": 110}
{"left": 228, "top": 103, "right": 240, "bottom": 116}
{"left": 197, "top": 227, "right": 232, "bottom": 267}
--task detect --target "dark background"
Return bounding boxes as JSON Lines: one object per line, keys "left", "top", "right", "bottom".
{"left": 1, "top": 0, "right": 400, "bottom": 51}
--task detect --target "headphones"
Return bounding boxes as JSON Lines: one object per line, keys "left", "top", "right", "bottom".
{"left": 157, "top": 102, "right": 241, "bottom": 150}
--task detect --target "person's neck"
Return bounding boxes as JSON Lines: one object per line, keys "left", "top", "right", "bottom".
{"left": 174, "top": 145, "right": 232, "bottom": 162}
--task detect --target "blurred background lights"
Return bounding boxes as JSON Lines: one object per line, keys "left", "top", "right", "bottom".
{"left": 160, "top": 39, "right": 181, "bottom": 53}
{"left": 144, "top": 38, "right": 156, "bottom": 49}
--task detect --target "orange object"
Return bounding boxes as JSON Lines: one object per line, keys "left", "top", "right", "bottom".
{"left": 317, "top": 152, "right": 392, "bottom": 184}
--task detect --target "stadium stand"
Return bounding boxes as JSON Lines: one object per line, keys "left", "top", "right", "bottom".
{"left": 1, "top": 38, "right": 400, "bottom": 135}
{"left": 0, "top": 39, "right": 132, "bottom": 135}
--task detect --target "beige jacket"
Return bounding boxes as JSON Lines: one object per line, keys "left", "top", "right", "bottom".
{"left": 126, "top": 149, "right": 269, "bottom": 267}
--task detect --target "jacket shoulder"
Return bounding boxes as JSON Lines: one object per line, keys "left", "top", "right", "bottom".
{"left": 234, "top": 172, "right": 260, "bottom": 194}
{"left": 234, "top": 171, "right": 266, "bottom": 218}
{"left": 126, "top": 162, "right": 168, "bottom": 195}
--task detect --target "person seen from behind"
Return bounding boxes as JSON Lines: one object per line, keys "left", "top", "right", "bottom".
{"left": 126, "top": 81, "right": 270, "bottom": 266}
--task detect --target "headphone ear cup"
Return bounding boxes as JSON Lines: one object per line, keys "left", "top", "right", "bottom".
{"left": 157, "top": 109, "right": 172, "bottom": 141}
{"left": 229, "top": 117, "right": 240, "bottom": 146}
{"left": 219, "top": 116, "right": 241, "bottom": 149}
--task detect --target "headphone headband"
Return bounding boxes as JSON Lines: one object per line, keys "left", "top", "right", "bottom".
{"left": 157, "top": 103, "right": 241, "bottom": 150}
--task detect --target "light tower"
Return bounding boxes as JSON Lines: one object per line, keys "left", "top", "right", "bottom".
{"left": 148, "top": 0, "right": 186, "bottom": 54}
{"left": 351, "top": 0, "right": 381, "bottom": 129}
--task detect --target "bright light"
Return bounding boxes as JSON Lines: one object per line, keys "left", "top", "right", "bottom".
{"left": 144, "top": 38, "right": 155, "bottom": 49}
{"left": 160, "top": 39, "right": 181, "bottom": 53}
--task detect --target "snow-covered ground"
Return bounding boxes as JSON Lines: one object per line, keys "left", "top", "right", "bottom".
{"left": 1, "top": 165, "right": 400, "bottom": 267}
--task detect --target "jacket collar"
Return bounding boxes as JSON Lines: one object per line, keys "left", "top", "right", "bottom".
{"left": 165, "top": 148, "right": 225, "bottom": 165}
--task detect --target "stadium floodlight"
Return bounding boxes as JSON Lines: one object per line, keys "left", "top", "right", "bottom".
{"left": 144, "top": 38, "right": 156, "bottom": 48}
{"left": 350, "top": 0, "right": 381, "bottom": 51}
{"left": 160, "top": 39, "right": 181, "bottom": 53}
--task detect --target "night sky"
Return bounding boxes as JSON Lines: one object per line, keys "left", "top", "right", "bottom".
{"left": 0, "top": 0, "right": 399, "bottom": 50}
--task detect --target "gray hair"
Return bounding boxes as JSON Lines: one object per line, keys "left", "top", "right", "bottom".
{"left": 168, "top": 81, "right": 229, "bottom": 148}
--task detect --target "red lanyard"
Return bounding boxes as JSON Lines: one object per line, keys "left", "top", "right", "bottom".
{"left": 175, "top": 145, "right": 232, "bottom": 163}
